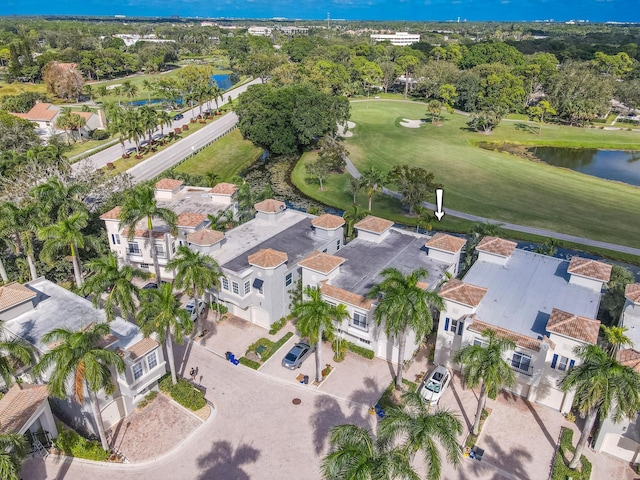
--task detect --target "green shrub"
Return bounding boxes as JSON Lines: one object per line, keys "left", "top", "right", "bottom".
{"left": 332, "top": 339, "right": 347, "bottom": 362}
{"left": 246, "top": 338, "right": 274, "bottom": 355}
{"left": 269, "top": 317, "right": 287, "bottom": 335}
{"left": 158, "top": 373, "right": 206, "bottom": 411}
{"left": 89, "top": 129, "right": 110, "bottom": 140}
{"left": 551, "top": 427, "right": 591, "bottom": 480}
{"left": 53, "top": 422, "right": 109, "bottom": 461}
{"left": 347, "top": 342, "right": 375, "bottom": 359}
{"left": 239, "top": 357, "right": 260, "bottom": 369}
{"left": 261, "top": 332, "right": 293, "bottom": 362}
{"left": 212, "top": 302, "right": 228, "bottom": 315}
{"left": 137, "top": 390, "right": 158, "bottom": 409}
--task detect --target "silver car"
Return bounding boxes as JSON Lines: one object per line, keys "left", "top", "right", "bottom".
{"left": 184, "top": 299, "right": 206, "bottom": 322}
{"left": 418, "top": 365, "right": 452, "bottom": 406}
{"left": 281, "top": 342, "right": 315, "bottom": 369}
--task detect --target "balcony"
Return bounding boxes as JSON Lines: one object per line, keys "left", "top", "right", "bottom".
{"left": 509, "top": 358, "right": 533, "bottom": 376}
{"left": 127, "top": 249, "right": 142, "bottom": 256}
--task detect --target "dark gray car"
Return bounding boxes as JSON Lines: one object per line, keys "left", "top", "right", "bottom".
{"left": 281, "top": 342, "right": 315, "bottom": 369}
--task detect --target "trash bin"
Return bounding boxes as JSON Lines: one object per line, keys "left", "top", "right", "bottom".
{"left": 303, "top": 375, "right": 309, "bottom": 384}
{"left": 225, "top": 351, "right": 232, "bottom": 361}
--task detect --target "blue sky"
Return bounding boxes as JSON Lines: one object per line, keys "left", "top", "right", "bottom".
{"left": 1, "top": 0, "right": 638, "bottom": 22}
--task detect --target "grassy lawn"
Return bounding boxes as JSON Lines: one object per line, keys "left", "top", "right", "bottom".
{"left": 66, "top": 137, "right": 117, "bottom": 158}
{"left": 0, "top": 81, "right": 47, "bottom": 97}
{"left": 174, "top": 129, "right": 263, "bottom": 181}
{"left": 332, "top": 100, "right": 640, "bottom": 248}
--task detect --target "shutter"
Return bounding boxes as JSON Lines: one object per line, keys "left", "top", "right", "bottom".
{"left": 569, "top": 359, "right": 575, "bottom": 370}
{"left": 444, "top": 318, "right": 449, "bottom": 331}
{"left": 551, "top": 354, "right": 558, "bottom": 369}
{"left": 457, "top": 321, "right": 464, "bottom": 336}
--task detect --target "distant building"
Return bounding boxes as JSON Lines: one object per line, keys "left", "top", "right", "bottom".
{"left": 248, "top": 26, "right": 273, "bottom": 36}
{"left": 279, "top": 26, "right": 309, "bottom": 35}
{"left": 112, "top": 34, "right": 176, "bottom": 47}
{"left": 370, "top": 32, "right": 420, "bottom": 46}
{"left": 10, "top": 102, "right": 103, "bottom": 141}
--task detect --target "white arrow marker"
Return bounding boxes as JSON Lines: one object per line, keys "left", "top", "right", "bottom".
{"left": 435, "top": 188, "right": 445, "bottom": 221}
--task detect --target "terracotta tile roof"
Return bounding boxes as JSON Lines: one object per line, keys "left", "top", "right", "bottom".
{"left": 155, "top": 178, "right": 183, "bottom": 190}
{"left": 187, "top": 229, "right": 224, "bottom": 246}
{"left": 546, "top": 308, "right": 600, "bottom": 344}
{"left": 0, "top": 384, "right": 49, "bottom": 434}
{"left": 476, "top": 236, "right": 517, "bottom": 257}
{"left": 99, "top": 206, "right": 122, "bottom": 221}
{"left": 210, "top": 183, "right": 237, "bottom": 195}
{"left": 468, "top": 316, "right": 542, "bottom": 352}
{"left": 97, "top": 334, "right": 119, "bottom": 349}
{"left": 298, "top": 251, "right": 345, "bottom": 274}
{"left": 320, "top": 281, "right": 373, "bottom": 310}
{"left": 568, "top": 257, "right": 612, "bottom": 282}
{"left": 21, "top": 103, "right": 59, "bottom": 122}
{"left": 417, "top": 281, "right": 429, "bottom": 290}
{"left": 126, "top": 337, "right": 159, "bottom": 361}
{"left": 439, "top": 279, "right": 487, "bottom": 307}
{"left": 425, "top": 232, "right": 467, "bottom": 253}
{"left": 121, "top": 228, "right": 165, "bottom": 240}
{"left": 617, "top": 349, "right": 640, "bottom": 372}
{"left": 248, "top": 248, "right": 288, "bottom": 269}
{"left": 11, "top": 113, "right": 29, "bottom": 120}
{"left": 177, "top": 212, "right": 207, "bottom": 228}
{"left": 0, "top": 283, "right": 37, "bottom": 312}
{"left": 312, "top": 214, "right": 345, "bottom": 230}
{"left": 354, "top": 215, "right": 394, "bottom": 234}
{"left": 625, "top": 284, "right": 640, "bottom": 304}
{"left": 254, "top": 199, "right": 286, "bottom": 214}
{"left": 75, "top": 111, "right": 95, "bottom": 121}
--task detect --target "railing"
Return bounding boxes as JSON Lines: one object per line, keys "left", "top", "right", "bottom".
{"left": 127, "top": 249, "right": 142, "bottom": 256}
{"left": 508, "top": 358, "right": 533, "bottom": 376}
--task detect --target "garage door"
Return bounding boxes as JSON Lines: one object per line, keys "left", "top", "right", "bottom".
{"left": 251, "top": 307, "right": 270, "bottom": 328}
{"left": 231, "top": 304, "right": 250, "bottom": 321}
{"left": 100, "top": 397, "right": 125, "bottom": 429}
{"left": 535, "top": 382, "right": 565, "bottom": 411}
{"left": 506, "top": 381, "right": 530, "bottom": 399}
{"left": 601, "top": 433, "right": 640, "bottom": 463}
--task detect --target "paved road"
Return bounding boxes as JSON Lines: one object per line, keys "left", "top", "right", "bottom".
{"left": 73, "top": 78, "right": 261, "bottom": 174}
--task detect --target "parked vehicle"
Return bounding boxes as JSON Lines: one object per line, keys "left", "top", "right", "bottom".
{"left": 418, "top": 365, "right": 452, "bottom": 406}
{"left": 185, "top": 299, "right": 206, "bottom": 322}
{"left": 281, "top": 342, "right": 315, "bottom": 369}
{"left": 173, "top": 113, "right": 184, "bottom": 121}
{"left": 141, "top": 282, "right": 158, "bottom": 290}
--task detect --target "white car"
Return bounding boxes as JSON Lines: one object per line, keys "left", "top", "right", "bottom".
{"left": 418, "top": 366, "right": 452, "bottom": 406}
{"left": 184, "top": 299, "right": 206, "bottom": 321}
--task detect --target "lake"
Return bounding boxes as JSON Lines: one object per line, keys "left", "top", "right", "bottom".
{"left": 528, "top": 147, "right": 640, "bottom": 187}
{"left": 126, "top": 74, "right": 235, "bottom": 107}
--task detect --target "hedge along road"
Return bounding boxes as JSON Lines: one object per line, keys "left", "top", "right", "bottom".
{"left": 341, "top": 99, "right": 640, "bottom": 256}
{"left": 72, "top": 78, "right": 262, "bottom": 176}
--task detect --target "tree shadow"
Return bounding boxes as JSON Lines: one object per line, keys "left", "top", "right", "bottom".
{"left": 196, "top": 440, "right": 260, "bottom": 480}
{"left": 525, "top": 397, "right": 558, "bottom": 448}
{"left": 349, "top": 376, "right": 384, "bottom": 406}
{"left": 450, "top": 373, "right": 474, "bottom": 431}
{"left": 514, "top": 122, "right": 538, "bottom": 134}
{"left": 483, "top": 435, "right": 534, "bottom": 480}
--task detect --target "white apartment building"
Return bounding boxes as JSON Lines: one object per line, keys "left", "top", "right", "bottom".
{"left": 434, "top": 236, "right": 610, "bottom": 413}
{"left": 370, "top": 32, "right": 420, "bottom": 46}
{"left": 248, "top": 26, "right": 273, "bottom": 36}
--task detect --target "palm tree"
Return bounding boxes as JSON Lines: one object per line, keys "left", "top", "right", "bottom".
{"left": 167, "top": 246, "right": 222, "bottom": 337}
{"left": 121, "top": 80, "right": 139, "bottom": 102}
{"left": 415, "top": 206, "right": 436, "bottom": 233}
{"left": 33, "top": 323, "right": 125, "bottom": 451}
{"left": 359, "top": 166, "right": 386, "bottom": 211}
{"left": 55, "top": 108, "right": 74, "bottom": 145}
{"left": 119, "top": 185, "right": 177, "bottom": 282}
{"left": 601, "top": 325, "right": 634, "bottom": 358}
{"left": 207, "top": 209, "right": 236, "bottom": 232}
{"left": 293, "top": 287, "right": 349, "bottom": 383}
{"left": 560, "top": 345, "right": 640, "bottom": 469}
{"left": 370, "top": 267, "right": 444, "bottom": 389}
{"left": 124, "top": 109, "right": 144, "bottom": 155}
{"left": 37, "top": 210, "right": 95, "bottom": 289}
{"left": 30, "top": 176, "right": 88, "bottom": 222}
{"left": 322, "top": 424, "right": 419, "bottom": 480}
{"left": 342, "top": 204, "right": 366, "bottom": 242}
{"left": 0, "top": 338, "right": 32, "bottom": 386}
{"left": 137, "top": 282, "right": 192, "bottom": 385}
{"left": 427, "top": 99, "right": 443, "bottom": 124}
{"left": 453, "top": 329, "right": 516, "bottom": 435}
{"left": 82, "top": 253, "right": 150, "bottom": 321}
{"left": 0, "top": 237, "right": 10, "bottom": 282}
{"left": 344, "top": 175, "right": 361, "bottom": 205}
{"left": 0, "top": 202, "right": 41, "bottom": 281}
{"left": 157, "top": 110, "right": 172, "bottom": 140}
{"left": 378, "top": 391, "right": 463, "bottom": 480}
{"left": 0, "top": 433, "right": 28, "bottom": 480}
{"left": 139, "top": 105, "right": 158, "bottom": 145}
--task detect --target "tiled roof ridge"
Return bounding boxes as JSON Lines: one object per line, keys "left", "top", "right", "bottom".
{"left": 354, "top": 215, "right": 394, "bottom": 234}
{"left": 567, "top": 256, "right": 612, "bottom": 282}
{"left": 311, "top": 213, "right": 345, "bottom": 230}
{"left": 248, "top": 248, "right": 288, "bottom": 268}
{"left": 254, "top": 199, "right": 286, "bottom": 213}
{"left": 476, "top": 236, "right": 517, "bottom": 257}
{"left": 425, "top": 232, "right": 467, "bottom": 253}
{"left": 298, "top": 251, "right": 345, "bottom": 274}
{"left": 625, "top": 283, "right": 640, "bottom": 303}
{"left": 320, "top": 281, "right": 373, "bottom": 310}
{"left": 439, "top": 279, "right": 487, "bottom": 307}
{"left": 0, "top": 282, "right": 37, "bottom": 312}
{"left": 468, "top": 316, "right": 542, "bottom": 352}
{"left": 546, "top": 308, "right": 600, "bottom": 344}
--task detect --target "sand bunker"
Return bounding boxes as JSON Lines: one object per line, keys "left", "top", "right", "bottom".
{"left": 337, "top": 121, "right": 356, "bottom": 137}
{"left": 399, "top": 118, "right": 423, "bottom": 128}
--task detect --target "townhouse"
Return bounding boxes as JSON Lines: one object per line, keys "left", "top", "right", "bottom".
{"left": 434, "top": 236, "right": 610, "bottom": 413}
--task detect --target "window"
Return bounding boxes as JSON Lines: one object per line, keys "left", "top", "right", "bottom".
{"left": 222, "top": 278, "right": 229, "bottom": 291}
{"left": 473, "top": 337, "right": 488, "bottom": 348}
{"left": 443, "top": 318, "right": 463, "bottom": 335}
{"left": 285, "top": 273, "right": 293, "bottom": 287}
{"left": 140, "top": 263, "right": 149, "bottom": 269}
{"left": 232, "top": 281, "right": 239, "bottom": 295}
{"left": 244, "top": 281, "right": 251, "bottom": 295}
{"left": 511, "top": 352, "right": 532, "bottom": 376}
{"left": 171, "top": 242, "right": 176, "bottom": 253}
{"left": 155, "top": 243, "right": 165, "bottom": 258}
{"left": 336, "top": 239, "right": 341, "bottom": 250}
{"left": 132, "top": 362, "right": 143, "bottom": 381}
{"left": 128, "top": 242, "right": 141, "bottom": 255}
{"left": 351, "top": 311, "right": 368, "bottom": 331}
{"left": 146, "top": 351, "right": 157, "bottom": 370}
{"left": 111, "top": 234, "right": 121, "bottom": 245}
{"left": 551, "top": 354, "right": 574, "bottom": 372}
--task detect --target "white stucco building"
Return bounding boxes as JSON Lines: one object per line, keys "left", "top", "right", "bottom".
{"left": 370, "top": 32, "right": 420, "bottom": 46}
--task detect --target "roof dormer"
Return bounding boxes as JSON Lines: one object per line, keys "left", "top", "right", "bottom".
{"left": 0, "top": 283, "right": 37, "bottom": 321}
{"left": 476, "top": 236, "right": 517, "bottom": 265}
{"left": 154, "top": 178, "right": 183, "bottom": 200}
{"left": 567, "top": 257, "right": 612, "bottom": 292}
{"left": 354, "top": 215, "right": 393, "bottom": 243}
{"left": 311, "top": 214, "right": 345, "bottom": 240}
{"left": 254, "top": 199, "right": 286, "bottom": 223}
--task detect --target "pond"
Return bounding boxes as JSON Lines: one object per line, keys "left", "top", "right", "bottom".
{"left": 527, "top": 146, "right": 640, "bottom": 187}
{"left": 125, "top": 74, "right": 236, "bottom": 107}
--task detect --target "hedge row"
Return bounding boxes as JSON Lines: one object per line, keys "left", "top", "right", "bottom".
{"left": 550, "top": 427, "right": 591, "bottom": 480}
{"left": 159, "top": 374, "right": 206, "bottom": 411}
{"left": 347, "top": 342, "right": 375, "bottom": 359}
{"left": 262, "top": 332, "right": 294, "bottom": 361}
{"left": 269, "top": 317, "right": 287, "bottom": 335}
{"left": 239, "top": 357, "right": 261, "bottom": 370}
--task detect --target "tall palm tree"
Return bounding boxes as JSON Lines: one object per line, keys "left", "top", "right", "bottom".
{"left": 0, "top": 338, "right": 33, "bottom": 386}
{"left": 30, "top": 176, "right": 88, "bottom": 222}
{"left": 81, "top": 253, "right": 150, "bottom": 321}
{"left": 601, "top": 325, "right": 633, "bottom": 358}
{"left": 37, "top": 210, "right": 95, "bottom": 288}
{"left": 322, "top": 424, "right": 419, "bottom": 480}
{"left": 167, "top": 246, "right": 221, "bottom": 337}
{"left": 0, "top": 202, "right": 41, "bottom": 281}
{"left": 119, "top": 185, "right": 177, "bottom": 282}
{"left": 0, "top": 433, "right": 28, "bottom": 480}
{"left": 453, "top": 329, "right": 516, "bottom": 435}
{"left": 378, "top": 391, "right": 463, "bottom": 480}
{"left": 342, "top": 204, "right": 366, "bottom": 242}
{"left": 33, "top": 323, "right": 125, "bottom": 451}
{"left": 0, "top": 237, "right": 10, "bottom": 282}
{"left": 370, "top": 267, "right": 444, "bottom": 389}
{"left": 207, "top": 209, "right": 236, "bottom": 232}
{"left": 293, "top": 286, "right": 349, "bottom": 383}
{"left": 124, "top": 108, "right": 144, "bottom": 155}
{"left": 560, "top": 345, "right": 640, "bottom": 469}
{"left": 137, "top": 282, "right": 192, "bottom": 385}
{"left": 359, "top": 166, "right": 386, "bottom": 211}
{"left": 121, "top": 80, "right": 139, "bottom": 101}
{"left": 157, "top": 110, "right": 173, "bottom": 140}
{"left": 139, "top": 105, "right": 158, "bottom": 145}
